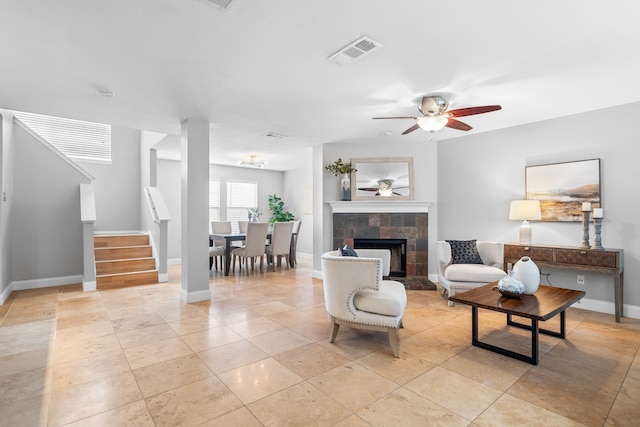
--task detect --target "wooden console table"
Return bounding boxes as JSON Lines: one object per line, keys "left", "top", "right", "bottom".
{"left": 504, "top": 244, "right": 624, "bottom": 322}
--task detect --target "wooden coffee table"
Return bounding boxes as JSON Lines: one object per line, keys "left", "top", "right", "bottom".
{"left": 448, "top": 283, "right": 585, "bottom": 365}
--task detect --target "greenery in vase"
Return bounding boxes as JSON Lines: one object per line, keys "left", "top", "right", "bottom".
{"left": 247, "top": 207, "right": 262, "bottom": 221}
{"left": 325, "top": 158, "right": 356, "bottom": 176}
{"left": 267, "top": 194, "right": 295, "bottom": 224}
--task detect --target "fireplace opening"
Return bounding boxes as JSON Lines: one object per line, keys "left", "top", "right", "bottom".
{"left": 353, "top": 238, "right": 407, "bottom": 277}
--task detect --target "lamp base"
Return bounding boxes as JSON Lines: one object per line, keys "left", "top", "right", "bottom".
{"left": 519, "top": 221, "right": 532, "bottom": 245}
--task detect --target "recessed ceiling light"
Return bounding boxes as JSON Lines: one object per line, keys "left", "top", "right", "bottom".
{"left": 379, "top": 131, "right": 392, "bottom": 136}
{"left": 99, "top": 90, "right": 115, "bottom": 98}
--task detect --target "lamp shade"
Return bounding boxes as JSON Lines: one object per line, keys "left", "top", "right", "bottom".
{"left": 509, "top": 200, "right": 542, "bottom": 221}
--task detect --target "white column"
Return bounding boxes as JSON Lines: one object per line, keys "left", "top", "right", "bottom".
{"left": 180, "top": 118, "right": 211, "bottom": 303}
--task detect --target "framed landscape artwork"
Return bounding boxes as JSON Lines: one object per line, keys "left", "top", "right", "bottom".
{"left": 525, "top": 158, "right": 601, "bottom": 222}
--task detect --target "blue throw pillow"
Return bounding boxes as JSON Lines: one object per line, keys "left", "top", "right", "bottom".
{"left": 340, "top": 244, "right": 358, "bottom": 257}
{"left": 446, "top": 239, "right": 484, "bottom": 264}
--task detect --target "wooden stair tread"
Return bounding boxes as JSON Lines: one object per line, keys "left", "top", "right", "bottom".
{"left": 94, "top": 234, "right": 150, "bottom": 248}
{"left": 95, "top": 257, "right": 154, "bottom": 263}
{"left": 97, "top": 269, "right": 157, "bottom": 278}
{"left": 95, "top": 245, "right": 152, "bottom": 250}
{"left": 94, "top": 232, "right": 157, "bottom": 289}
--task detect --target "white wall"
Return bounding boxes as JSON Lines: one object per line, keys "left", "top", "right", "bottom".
{"left": 157, "top": 159, "right": 292, "bottom": 261}
{"left": 10, "top": 121, "right": 91, "bottom": 281}
{"left": 0, "top": 113, "right": 15, "bottom": 299}
{"left": 283, "top": 159, "right": 313, "bottom": 256}
{"left": 79, "top": 126, "right": 142, "bottom": 231}
{"left": 438, "top": 101, "right": 640, "bottom": 311}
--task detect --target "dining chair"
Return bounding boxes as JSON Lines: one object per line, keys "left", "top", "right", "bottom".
{"left": 265, "top": 221, "right": 294, "bottom": 271}
{"left": 231, "top": 222, "right": 269, "bottom": 272}
{"left": 209, "top": 245, "right": 225, "bottom": 270}
{"left": 290, "top": 220, "right": 301, "bottom": 267}
{"left": 238, "top": 221, "right": 249, "bottom": 233}
{"left": 211, "top": 221, "right": 233, "bottom": 246}
{"left": 211, "top": 221, "right": 240, "bottom": 269}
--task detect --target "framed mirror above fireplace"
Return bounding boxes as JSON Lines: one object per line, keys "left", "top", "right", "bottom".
{"left": 351, "top": 157, "right": 413, "bottom": 200}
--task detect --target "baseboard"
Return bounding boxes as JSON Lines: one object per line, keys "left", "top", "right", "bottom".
{"left": 573, "top": 297, "right": 640, "bottom": 320}
{"left": 180, "top": 288, "right": 211, "bottom": 303}
{"left": 82, "top": 279, "right": 96, "bottom": 292}
{"left": 312, "top": 269, "right": 322, "bottom": 280}
{"left": 296, "top": 252, "right": 312, "bottom": 259}
{"left": 0, "top": 283, "right": 14, "bottom": 305}
{"left": 158, "top": 273, "right": 168, "bottom": 282}
{"left": 12, "top": 275, "right": 83, "bottom": 291}
{"left": 168, "top": 258, "right": 182, "bottom": 266}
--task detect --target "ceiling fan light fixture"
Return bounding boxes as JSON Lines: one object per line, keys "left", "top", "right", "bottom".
{"left": 417, "top": 115, "right": 448, "bottom": 132}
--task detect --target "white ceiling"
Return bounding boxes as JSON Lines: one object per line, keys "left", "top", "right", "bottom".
{"left": 3, "top": 0, "right": 640, "bottom": 171}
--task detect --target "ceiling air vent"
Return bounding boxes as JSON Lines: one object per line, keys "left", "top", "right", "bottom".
{"left": 264, "top": 132, "right": 287, "bottom": 139}
{"left": 328, "top": 36, "right": 381, "bottom": 65}
{"left": 200, "top": 0, "right": 234, "bottom": 11}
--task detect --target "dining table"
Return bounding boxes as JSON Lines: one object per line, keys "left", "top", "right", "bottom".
{"left": 210, "top": 230, "right": 296, "bottom": 276}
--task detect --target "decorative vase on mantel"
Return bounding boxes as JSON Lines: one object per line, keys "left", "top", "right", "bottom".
{"left": 340, "top": 173, "right": 351, "bottom": 201}
{"left": 325, "top": 158, "right": 356, "bottom": 202}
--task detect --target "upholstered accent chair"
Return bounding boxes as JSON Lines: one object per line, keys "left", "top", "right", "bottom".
{"left": 436, "top": 240, "right": 507, "bottom": 305}
{"left": 321, "top": 249, "right": 407, "bottom": 357}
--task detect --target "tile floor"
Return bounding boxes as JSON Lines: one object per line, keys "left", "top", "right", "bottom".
{"left": 1, "top": 258, "right": 639, "bottom": 426}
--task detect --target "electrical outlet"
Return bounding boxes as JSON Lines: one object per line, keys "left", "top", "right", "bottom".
{"left": 577, "top": 275, "right": 585, "bottom": 285}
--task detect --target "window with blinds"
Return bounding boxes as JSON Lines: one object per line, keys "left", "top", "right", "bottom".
{"left": 209, "top": 180, "right": 221, "bottom": 229}
{"left": 227, "top": 180, "right": 257, "bottom": 233}
{"left": 14, "top": 111, "right": 112, "bottom": 163}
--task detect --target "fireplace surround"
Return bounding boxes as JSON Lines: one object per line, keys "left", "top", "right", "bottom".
{"left": 328, "top": 201, "right": 430, "bottom": 278}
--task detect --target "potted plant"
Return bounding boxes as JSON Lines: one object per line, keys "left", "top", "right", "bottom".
{"left": 268, "top": 194, "right": 295, "bottom": 224}
{"left": 325, "top": 158, "right": 356, "bottom": 201}
{"left": 247, "top": 207, "right": 262, "bottom": 222}
{"left": 325, "top": 158, "right": 356, "bottom": 176}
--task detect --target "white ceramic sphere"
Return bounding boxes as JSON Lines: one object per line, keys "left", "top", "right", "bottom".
{"left": 512, "top": 256, "right": 540, "bottom": 294}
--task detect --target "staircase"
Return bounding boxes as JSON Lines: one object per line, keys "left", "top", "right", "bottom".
{"left": 94, "top": 233, "right": 158, "bottom": 290}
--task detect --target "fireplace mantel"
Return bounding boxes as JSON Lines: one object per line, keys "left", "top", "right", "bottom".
{"left": 327, "top": 201, "right": 431, "bottom": 214}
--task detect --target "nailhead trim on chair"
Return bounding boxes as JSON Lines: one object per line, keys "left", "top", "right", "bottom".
{"left": 325, "top": 253, "right": 401, "bottom": 328}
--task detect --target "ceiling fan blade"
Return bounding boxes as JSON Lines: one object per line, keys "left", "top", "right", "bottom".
{"left": 402, "top": 124, "right": 421, "bottom": 135}
{"left": 446, "top": 118, "right": 472, "bottom": 131}
{"left": 372, "top": 116, "right": 418, "bottom": 120}
{"left": 447, "top": 105, "right": 501, "bottom": 118}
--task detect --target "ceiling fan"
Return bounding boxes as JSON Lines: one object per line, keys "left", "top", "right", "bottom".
{"left": 357, "top": 179, "right": 408, "bottom": 197}
{"left": 373, "top": 96, "right": 501, "bottom": 135}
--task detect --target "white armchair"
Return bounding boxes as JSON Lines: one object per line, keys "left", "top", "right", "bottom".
{"left": 436, "top": 240, "right": 507, "bottom": 305}
{"left": 321, "top": 249, "right": 407, "bottom": 357}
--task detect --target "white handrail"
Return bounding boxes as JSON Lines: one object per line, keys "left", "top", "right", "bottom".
{"left": 144, "top": 187, "right": 170, "bottom": 282}
{"left": 145, "top": 187, "right": 171, "bottom": 223}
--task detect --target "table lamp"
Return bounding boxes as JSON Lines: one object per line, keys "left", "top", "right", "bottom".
{"left": 509, "top": 200, "right": 542, "bottom": 245}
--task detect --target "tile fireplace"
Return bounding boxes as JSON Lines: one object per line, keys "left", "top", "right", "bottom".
{"left": 328, "top": 201, "right": 430, "bottom": 278}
